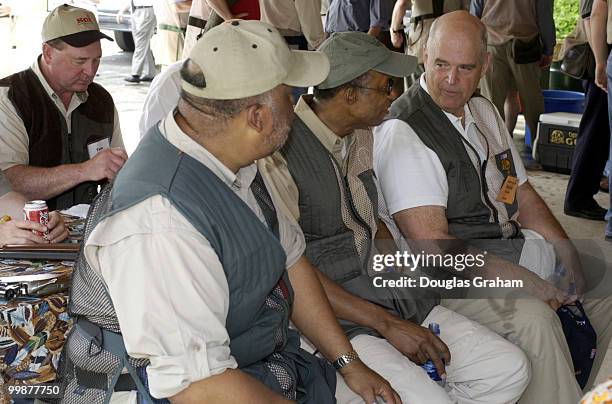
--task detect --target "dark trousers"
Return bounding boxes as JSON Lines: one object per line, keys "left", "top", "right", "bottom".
{"left": 565, "top": 79, "right": 610, "bottom": 209}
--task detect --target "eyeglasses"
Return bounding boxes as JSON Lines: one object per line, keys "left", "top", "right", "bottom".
{"left": 353, "top": 78, "right": 394, "bottom": 96}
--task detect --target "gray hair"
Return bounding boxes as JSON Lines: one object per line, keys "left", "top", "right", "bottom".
{"left": 179, "top": 59, "right": 274, "bottom": 122}
{"left": 46, "top": 38, "right": 67, "bottom": 50}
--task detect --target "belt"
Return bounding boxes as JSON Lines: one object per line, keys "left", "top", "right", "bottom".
{"left": 159, "top": 23, "right": 186, "bottom": 34}
{"left": 188, "top": 16, "right": 207, "bottom": 29}
{"left": 133, "top": 5, "right": 153, "bottom": 10}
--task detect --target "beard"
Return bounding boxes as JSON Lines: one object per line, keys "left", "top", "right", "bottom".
{"left": 265, "top": 103, "right": 294, "bottom": 152}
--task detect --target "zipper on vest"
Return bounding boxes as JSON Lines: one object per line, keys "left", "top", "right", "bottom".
{"left": 458, "top": 132, "right": 499, "bottom": 223}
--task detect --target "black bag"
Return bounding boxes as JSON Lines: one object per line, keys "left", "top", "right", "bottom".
{"left": 561, "top": 43, "right": 596, "bottom": 80}
{"left": 556, "top": 301, "right": 597, "bottom": 389}
{"left": 511, "top": 36, "right": 543, "bottom": 64}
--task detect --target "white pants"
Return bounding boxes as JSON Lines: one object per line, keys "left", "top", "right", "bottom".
{"left": 317, "top": 305, "right": 530, "bottom": 404}
{"left": 130, "top": 7, "right": 157, "bottom": 77}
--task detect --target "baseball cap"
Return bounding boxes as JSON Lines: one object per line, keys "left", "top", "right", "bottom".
{"left": 182, "top": 20, "right": 330, "bottom": 100}
{"left": 317, "top": 32, "right": 418, "bottom": 90}
{"left": 42, "top": 4, "right": 113, "bottom": 47}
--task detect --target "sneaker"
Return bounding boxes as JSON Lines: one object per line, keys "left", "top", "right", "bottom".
{"left": 124, "top": 75, "right": 140, "bottom": 84}
{"left": 140, "top": 76, "right": 155, "bottom": 82}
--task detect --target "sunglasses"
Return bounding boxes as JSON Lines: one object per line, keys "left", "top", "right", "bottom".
{"left": 353, "top": 78, "right": 395, "bottom": 96}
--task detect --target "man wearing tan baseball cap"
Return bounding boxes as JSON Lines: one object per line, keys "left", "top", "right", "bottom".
{"left": 61, "top": 20, "right": 401, "bottom": 404}
{"left": 0, "top": 4, "right": 126, "bottom": 211}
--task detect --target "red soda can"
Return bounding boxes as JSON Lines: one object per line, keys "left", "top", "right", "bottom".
{"left": 23, "top": 200, "right": 49, "bottom": 237}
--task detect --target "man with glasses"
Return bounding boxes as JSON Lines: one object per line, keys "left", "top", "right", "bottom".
{"left": 374, "top": 11, "right": 612, "bottom": 403}
{"left": 260, "top": 31, "right": 530, "bottom": 404}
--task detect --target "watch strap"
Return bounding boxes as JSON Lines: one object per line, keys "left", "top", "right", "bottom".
{"left": 332, "top": 350, "right": 360, "bottom": 370}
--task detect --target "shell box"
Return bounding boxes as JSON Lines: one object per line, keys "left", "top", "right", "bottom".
{"left": 534, "top": 112, "right": 581, "bottom": 174}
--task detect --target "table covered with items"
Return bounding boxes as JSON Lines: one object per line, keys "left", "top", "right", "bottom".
{"left": 0, "top": 211, "right": 85, "bottom": 402}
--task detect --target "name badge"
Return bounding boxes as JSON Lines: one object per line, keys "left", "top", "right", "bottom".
{"left": 87, "top": 138, "right": 110, "bottom": 158}
{"left": 496, "top": 175, "right": 518, "bottom": 205}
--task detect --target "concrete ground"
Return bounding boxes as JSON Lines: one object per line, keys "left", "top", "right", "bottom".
{"left": 93, "top": 35, "right": 611, "bottom": 389}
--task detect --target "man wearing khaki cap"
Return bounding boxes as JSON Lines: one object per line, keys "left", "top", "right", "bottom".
{"left": 260, "top": 31, "right": 530, "bottom": 403}
{"left": 0, "top": 4, "right": 127, "bottom": 210}
{"left": 61, "top": 20, "right": 401, "bottom": 404}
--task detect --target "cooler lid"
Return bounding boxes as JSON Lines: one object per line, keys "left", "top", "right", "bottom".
{"left": 539, "top": 112, "right": 582, "bottom": 127}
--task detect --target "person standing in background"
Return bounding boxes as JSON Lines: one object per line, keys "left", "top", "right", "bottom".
{"left": 325, "top": 0, "right": 395, "bottom": 47}
{"left": 390, "top": 0, "right": 469, "bottom": 65}
{"left": 471, "top": 0, "right": 555, "bottom": 140}
{"left": 591, "top": 0, "right": 612, "bottom": 241}
{"left": 118, "top": 0, "right": 157, "bottom": 84}
{"left": 564, "top": 0, "right": 610, "bottom": 222}
{"left": 153, "top": 0, "right": 191, "bottom": 67}
{"left": 261, "top": 0, "right": 325, "bottom": 51}
{"left": 390, "top": 0, "right": 468, "bottom": 88}
{"left": 182, "top": 0, "right": 210, "bottom": 57}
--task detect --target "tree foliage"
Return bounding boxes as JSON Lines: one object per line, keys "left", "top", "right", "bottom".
{"left": 554, "top": 0, "right": 579, "bottom": 39}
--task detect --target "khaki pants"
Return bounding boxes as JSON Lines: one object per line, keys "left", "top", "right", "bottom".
{"left": 480, "top": 41, "right": 545, "bottom": 137}
{"left": 441, "top": 296, "right": 612, "bottom": 404}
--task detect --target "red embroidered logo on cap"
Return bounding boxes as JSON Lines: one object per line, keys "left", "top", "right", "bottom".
{"left": 76, "top": 16, "right": 93, "bottom": 25}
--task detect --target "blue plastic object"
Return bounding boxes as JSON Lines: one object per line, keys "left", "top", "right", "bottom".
{"left": 524, "top": 90, "right": 585, "bottom": 147}
{"left": 421, "top": 323, "right": 444, "bottom": 386}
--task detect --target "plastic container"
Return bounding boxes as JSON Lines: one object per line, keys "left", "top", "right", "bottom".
{"left": 535, "top": 112, "right": 581, "bottom": 173}
{"left": 524, "top": 90, "right": 585, "bottom": 147}
{"left": 421, "top": 323, "right": 445, "bottom": 387}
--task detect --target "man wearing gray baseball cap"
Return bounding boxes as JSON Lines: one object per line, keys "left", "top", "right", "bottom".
{"left": 61, "top": 20, "right": 400, "bottom": 404}
{"left": 0, "top": 4, "right": 126, "bottom": 211}
{"left": 260, "top": 31, "right": 530, "bottom": 403}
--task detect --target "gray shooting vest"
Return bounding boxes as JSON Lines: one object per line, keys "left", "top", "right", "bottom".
{"left": 280, "top": 117, "right": 438, "bottom": 338}
{"left": 60, "top": 126, "right": 336, "bottom": 404}
{"left": 387, "top": 82, "right": 525, "bottom": 262}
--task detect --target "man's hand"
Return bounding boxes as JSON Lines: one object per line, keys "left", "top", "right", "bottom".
{"left": 391, "top": 30, "right": 404, "bottom": 48}
{"left": 368, "top": 26, "right": 382, "bottom": 38}
{"left": 340, "top": 360, "right": 402, "bottom": 404}
{"left": 46, "top": 211, "right": 69, "bottom": 243}
{"left": 523, "top": 270, "right": 570, "bottom": 310}
{"left": 81, "top": 148, "right": 127, "bottom": 182}
{"left": 595, "top": 63, "right": 608, "bottom": 92}
{"left": 539, "top": 54, "right": 553, "bottom": 68}
{"left": 378, "top": 314, "right": 450, "bottom": 378}
{"left": 550, "top": 239, "right": 586, "bottom": 301}
{"left": 0, "top": 220, "right": 47, "bottom": 247}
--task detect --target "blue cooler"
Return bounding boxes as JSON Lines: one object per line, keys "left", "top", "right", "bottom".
{"left": 525, "top": 90, "right": 585, "bottom": 147}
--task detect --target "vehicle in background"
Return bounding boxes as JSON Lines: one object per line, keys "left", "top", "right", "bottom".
{"left": 96, "top": 0, "right": 134, "bottom": 51}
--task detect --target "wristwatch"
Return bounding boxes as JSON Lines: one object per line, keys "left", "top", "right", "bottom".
{"left": 392, "top": 25, "right": 405, "bottom": 33}
{"left": 332, "top": 350, "right": 360, "bottom": 370}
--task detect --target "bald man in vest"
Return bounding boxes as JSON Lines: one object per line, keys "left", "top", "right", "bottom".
{"left": 0, "top": 5, "right": 126, "bottom": 211}
{"left": 374, "top": 11, "right": 612, "bottom": 404}
{"left": 260, "top": 31, "right": 531, "bottom": 404}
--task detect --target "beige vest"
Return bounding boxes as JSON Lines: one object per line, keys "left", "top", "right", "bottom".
{"left": 481, "top": 0, "right": 539, "bottom": 46}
